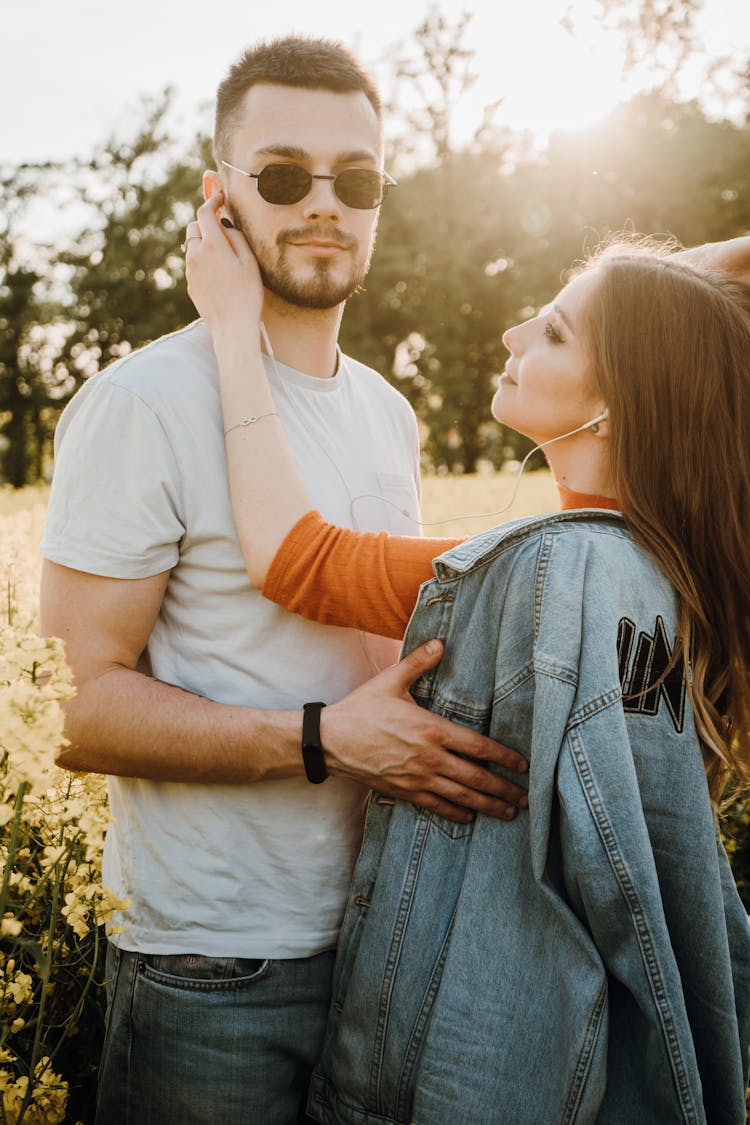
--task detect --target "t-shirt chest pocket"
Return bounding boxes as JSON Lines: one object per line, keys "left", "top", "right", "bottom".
{"left": 375, "top": 471, "right": 419, "bottom": 533}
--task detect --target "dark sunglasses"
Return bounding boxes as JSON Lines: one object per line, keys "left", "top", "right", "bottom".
{"left": 221, "top": 161, "right": 396, "bottom": 210}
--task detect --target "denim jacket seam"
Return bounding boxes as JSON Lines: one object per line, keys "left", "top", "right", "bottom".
{"left": 395, "top": 901, "right": 461, "bottom": 1119}
{"left": 406, "top": 587, "right": 460, "bottom": 697}
{"left": 409, "top": 690, "right": 490, "bottom": 726}
{"left": 534, "top": 530, "right": 555, "bottom": 635}
{"left": 561, "top": 976, "right": 608, "bottom": 1124}
{"left": 433, "top": 510, "right": 626, "bottom": 581}
{"left": 568, "top": 724, "right": 701, "bottom": 1122}
{"left": 534, "top": 657, "right": 579, "bottom": 687}
{"left": 369, "top": 813, "right": 432, "bottom": 1113}
{"left": 415, "top": 666, "right": 539, "bottom": 711}
{"left": 492, "top": 661, "right": 536, "bottom": 702}
{"left": 567, "top": 686, "right": 624, "bottom": 728}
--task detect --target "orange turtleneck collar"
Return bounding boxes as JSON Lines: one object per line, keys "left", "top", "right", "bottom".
{"left": 557, "top": 484, "right": 621, "bottom": 513}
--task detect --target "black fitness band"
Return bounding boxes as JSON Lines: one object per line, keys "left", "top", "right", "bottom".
{"left": 302, "top": 701, "right": 329, "bottom": 784}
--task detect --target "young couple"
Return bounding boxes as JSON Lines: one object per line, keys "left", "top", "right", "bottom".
{"left": 42, "top": 34, "right": 750, "bottom": 1124}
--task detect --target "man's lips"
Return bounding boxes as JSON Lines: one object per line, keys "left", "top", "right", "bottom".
{"left": 289, "top": 240, "right": 349, "bottom": 253}
{"left": 282, "top": 227, "right": 356, "bottom": 252}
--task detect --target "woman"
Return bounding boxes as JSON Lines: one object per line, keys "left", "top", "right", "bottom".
{"left": 186, "top": 201, "right": 750, "bottom": 1122}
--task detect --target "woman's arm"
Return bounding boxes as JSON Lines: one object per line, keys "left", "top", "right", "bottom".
{"left": 262, "top": 511, "right": 460, "bottom": 639}
{"left": 673, "top": 234, "right": 750, "bottom": 282}
{"left": 185, "top": 192, "right": 461, "bottom": 636}
{"left": 186, "top": 192, "right": 310, "bottom": 586}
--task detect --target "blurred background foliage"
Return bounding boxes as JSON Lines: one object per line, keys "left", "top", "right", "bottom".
{"left": 1, "top": 1, "right": 749, "bottom": 485}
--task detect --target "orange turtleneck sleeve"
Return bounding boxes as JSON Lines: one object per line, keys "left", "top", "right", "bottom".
{"left": 261, "top": 490, "right": 620, "bottom": 640}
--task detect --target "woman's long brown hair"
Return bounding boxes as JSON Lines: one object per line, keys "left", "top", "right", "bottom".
{"left": 579, "top": 244, "right": 750, "bottom": 802}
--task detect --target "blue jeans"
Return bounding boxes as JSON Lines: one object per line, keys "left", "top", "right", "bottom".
{"left": 95, "top": 942, "right": 335, "bottom": 1125}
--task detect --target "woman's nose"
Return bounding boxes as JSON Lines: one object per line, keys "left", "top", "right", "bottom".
{"left": 502, "top": 325, "right": 518, "bottom": 354}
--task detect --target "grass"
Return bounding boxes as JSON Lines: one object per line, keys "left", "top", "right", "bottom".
{"left": 421, "top": 467, "right": 558, "bottom": 538}
{"left": 3, "top": 474, "right": 560, "bottom": 535}
{"left": 0, "top": 484, "right": 49, "bottom": 516}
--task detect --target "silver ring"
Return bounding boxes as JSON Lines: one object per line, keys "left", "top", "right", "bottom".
{"left": 181, "top": 235, "right": 202, "bottom": 252}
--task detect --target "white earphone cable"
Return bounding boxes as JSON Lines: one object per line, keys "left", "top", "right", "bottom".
{"left": 261, "top": 322, "right": 608, "bottom": 530}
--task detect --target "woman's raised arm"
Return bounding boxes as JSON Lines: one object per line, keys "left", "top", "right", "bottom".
{"left": 185, "top": 191, "right": 310, "bottom": 586}
{"left": 673, "top": 234, "right": 750, "bottom": 283}
{"left": 184, "top": 192, "right": 458, "bottom": 637}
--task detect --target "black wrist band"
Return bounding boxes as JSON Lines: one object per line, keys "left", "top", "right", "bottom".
{"left": 302, "top": 701, "right": 329, "bottom": 784}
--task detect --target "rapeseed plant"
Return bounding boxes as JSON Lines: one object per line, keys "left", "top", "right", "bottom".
{"left": 0, "top": 498, "right": 127, "bottom": 1124}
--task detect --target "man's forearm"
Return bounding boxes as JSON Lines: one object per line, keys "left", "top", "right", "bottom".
{"left": 58, "top": 665, "right": 302, "bottom": 782}
{"left": 41, "top": 556, "right": 529, "bottom": 818}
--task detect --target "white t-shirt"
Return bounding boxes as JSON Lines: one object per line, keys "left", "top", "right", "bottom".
{"left": 42, "top": 320, "right": 421, "bottom": 958}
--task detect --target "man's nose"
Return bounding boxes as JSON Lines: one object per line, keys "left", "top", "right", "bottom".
{"left": 302, "top": 175, "right": 342, "bottom": 222}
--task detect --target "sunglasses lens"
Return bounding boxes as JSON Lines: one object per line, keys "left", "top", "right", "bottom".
{"left": 257, "top": 164, "right": 312, "bottom": 204}
{"left": 334, "top": 169, "right": 386, "bottom": 209}
{"left": 254, "top": 165, "right": 388, "bottom": 208}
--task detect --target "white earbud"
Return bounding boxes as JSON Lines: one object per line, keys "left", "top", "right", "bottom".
{"left": 587, "top": 409, "right": 609, "bottom": 433}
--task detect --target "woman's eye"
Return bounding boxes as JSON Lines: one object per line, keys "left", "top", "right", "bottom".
{"left": 544, "top": 320, "right": 562, "bottom": 343}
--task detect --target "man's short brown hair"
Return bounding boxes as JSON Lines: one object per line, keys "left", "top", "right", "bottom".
{"left": 214, "top": 36, "right": 383, "bottom": 161}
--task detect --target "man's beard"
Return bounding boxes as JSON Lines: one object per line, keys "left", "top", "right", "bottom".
{"left": 233, "top": 215, "right": 373, "bottom": 310}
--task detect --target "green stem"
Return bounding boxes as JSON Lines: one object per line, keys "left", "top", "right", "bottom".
{"left": 17, "top": 844, "right": 64, "bottom": 1122}
{"left": 0, "top": 781, "right": 28, "bottom": 918}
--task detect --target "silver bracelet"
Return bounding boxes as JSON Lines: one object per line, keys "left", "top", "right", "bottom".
{"left": 224, "top": 412, "right": 278, "bottom": 436}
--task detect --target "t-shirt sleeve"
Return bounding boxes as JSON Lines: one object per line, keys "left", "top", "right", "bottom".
{"left": 262, "top": 511, "right": 463, "bottom": 639}
{"left": 41, "top": 379, "right": 186, "bottom": 578}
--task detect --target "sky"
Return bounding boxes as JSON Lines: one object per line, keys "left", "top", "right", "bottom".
{"left": 4, "top": 0, "right": 749, "bottom": 170}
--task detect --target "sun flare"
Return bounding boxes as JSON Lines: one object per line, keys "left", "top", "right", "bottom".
{"left": 467, "top": 3, "right": 635, "bottom": 140}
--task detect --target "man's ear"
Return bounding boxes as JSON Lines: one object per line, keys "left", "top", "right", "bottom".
{"left": 203, "top": 169, "right": 223, "bottom": 203}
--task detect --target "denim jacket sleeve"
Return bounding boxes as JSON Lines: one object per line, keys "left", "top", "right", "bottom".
{"left": 554, "top": 706, "right": 750, "bottom": 1122}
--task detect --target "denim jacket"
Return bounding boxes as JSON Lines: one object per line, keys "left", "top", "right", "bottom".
{"left": 309, "top": 511, "right": 750, "bottom": 1125}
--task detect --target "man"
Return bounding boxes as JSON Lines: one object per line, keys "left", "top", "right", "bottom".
{"left": 39, "top": 37, "right": 527, "bottom": 1125}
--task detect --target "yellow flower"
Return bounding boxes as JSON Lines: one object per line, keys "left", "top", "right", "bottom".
{"left": 4, "top": 969, "right": 34, "bottom": 1006}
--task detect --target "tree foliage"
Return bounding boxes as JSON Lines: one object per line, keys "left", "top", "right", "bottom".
{"left": 1, "top": 6, "right": 750, "bottom": 478}
{"left": 0, "top": 93, "right": 205, "bottom": 485}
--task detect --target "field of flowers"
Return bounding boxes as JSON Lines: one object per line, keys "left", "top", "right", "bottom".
{"left": 0, "top": 489, "right": 126, "bottom": 1125}
{"left": 0, "top": 478, "right": 748, "bottom": 1123}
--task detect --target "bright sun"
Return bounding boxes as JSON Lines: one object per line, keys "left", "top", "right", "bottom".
{"left": 467, "top": 3, "right": 633, "bottom": 140}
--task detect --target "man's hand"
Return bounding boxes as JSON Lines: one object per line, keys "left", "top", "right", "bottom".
{"left": 322, "top": 640, "right": 529, "bottom": 824}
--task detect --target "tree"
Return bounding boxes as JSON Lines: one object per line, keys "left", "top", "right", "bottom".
{"left": 0, "top": 93, "right": 210, "bottom": 485}
{"left": 343, "top": 7, "right": 524, "bottom": 472}
{"left": 56, "top": 92, "right": 206, "bottom": 389}
{"left": 343, "top": 85, "right": 750, "bottom": 471}
{"left": 0, "top": 162, "right": 70, "bottom": 486}
{"left": 4, "top": 9, "right": 750, "bottom": 483}
{"left": 388, "top": 5, "right": 477, "bottom": 164}
{"left": 562, "top": 0, "right": 702, "bottom": 93}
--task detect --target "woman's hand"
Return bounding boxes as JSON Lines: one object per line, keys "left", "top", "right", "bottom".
{"left": 184, "top": 191, "right": 264, "bottom": 336}
{"left": 675, "top": 235, "right": 750, "bottom": 286}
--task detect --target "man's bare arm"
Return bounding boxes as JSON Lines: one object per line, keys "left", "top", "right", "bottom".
{"left": 40, "top": 560, "right": 528, "bottom": 821}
